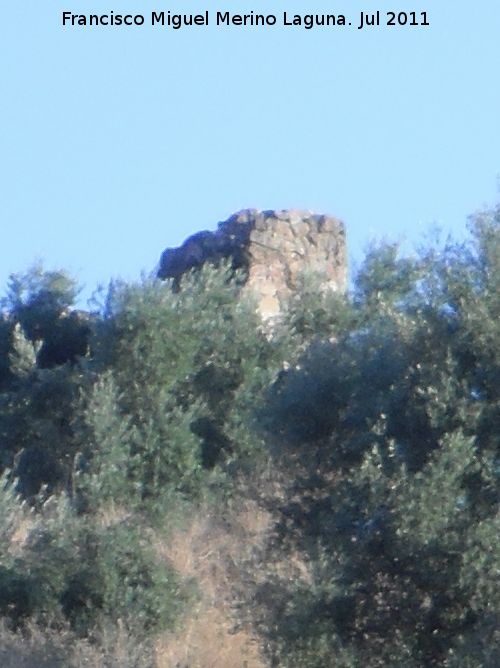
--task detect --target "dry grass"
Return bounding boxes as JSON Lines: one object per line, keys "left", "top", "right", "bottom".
{"left": 155, "top": 607, "right": 264, "bottom": 668}
{"left": 7, "top": 514, "right": 34, "bottom": 556}
{"left": 0, "top": 621, "right": 154, "bottom": 668}
{"left": 0, "top": 622, "right": 66, "bottom": 668}
{"left": 154, "top": 499, "right": 272, "bottom": 668}
{"left": 96, "top": 501, "right": 134, "bottom": 529}
{"left": 1, "top": 483, "right": 287, "bottom": 667}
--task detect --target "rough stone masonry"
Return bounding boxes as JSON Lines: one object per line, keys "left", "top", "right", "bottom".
{"left": 157, "top": 209, "right": 347, "bottom": 320}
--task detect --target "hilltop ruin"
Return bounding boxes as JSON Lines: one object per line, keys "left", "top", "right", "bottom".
{"left": 158, "top": 209, "right": 347, "bottom": 320}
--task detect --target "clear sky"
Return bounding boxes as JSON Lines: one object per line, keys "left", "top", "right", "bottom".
{"left": 1, "top": 1, "right": 499, "bottom": 306}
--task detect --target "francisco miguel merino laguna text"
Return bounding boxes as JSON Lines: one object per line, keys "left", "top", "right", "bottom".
{"left": 61, "top": 11, "right": 346, "bottom": 28}
{"left": 61, "top": 10, "right": 430, "bottom": 30}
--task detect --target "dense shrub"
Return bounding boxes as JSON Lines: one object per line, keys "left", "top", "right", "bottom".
{"left": 0, "top": 494, "right": 190, "bottom": 637}
{"left": 247, "top": 209, "right": 500, "bottom": 666}
{"left": 0, "top": 205, "right": 498, "bottom": 665}
{"left": 82, "top": 263, "right": 282, "bottom": 504}
{"left": 0, "top": 266, "right": 92, "bottom": 495}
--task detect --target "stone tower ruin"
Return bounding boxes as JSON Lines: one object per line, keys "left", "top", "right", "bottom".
{"left": 157, "top": 209, "right": 347, "bottom": 320}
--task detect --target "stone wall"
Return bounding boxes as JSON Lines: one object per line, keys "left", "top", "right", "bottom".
{"left": 157, "top": 209, "right": 347, "bottom": 320}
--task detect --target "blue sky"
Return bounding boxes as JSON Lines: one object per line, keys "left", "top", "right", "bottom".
{"left": 1, "top": 1, "right": 499, "bottom": 306}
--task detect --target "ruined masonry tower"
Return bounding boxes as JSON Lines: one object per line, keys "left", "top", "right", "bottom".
{"left": 157, "top": 209, "right": 347, "bottom": 320}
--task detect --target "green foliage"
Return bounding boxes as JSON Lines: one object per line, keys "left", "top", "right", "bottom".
{"left": 0, "top": 496, "right": 190, "bottom": 638}
{"left": 8, "top": 324, "right": 41, "bottom": 379}
{"left": 76, "top": 372, "right": 138, "bottom": 508}
{"left": 251, "top": 431, "right": 498, "bottom": 666}
{"left": 250, "top": 209, "right": 500, "bottom": 666}
{"left": 0, "top": 362, "right": 87, "bottom": 496}
{"left": 2, "top": 263, "right": 79, "bottom": 337}
{"left": 0, "top": 316, "right": 14, "bottom": 391}
{"left": 0, "top": 263, "right": 90, "bottom": 374}
{"left": 0, "top": 265, "right": 93, "bottom": 494}
{"left": 86, "top": 263, "right": 282, "bottom": 503}
{"left": 279, "top": 271, "right": 356, "bottom": 348}
{"left": 0, "top": 205, "right": 498, "bottom": 663}
{"left": 0, "top": 470, "right": 27, "bottom": 552}
{"left": 354, "top": 241, "right": 421, "bottom": 312}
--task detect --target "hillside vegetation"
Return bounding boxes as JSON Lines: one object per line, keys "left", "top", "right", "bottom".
{"left": 0, "top": 206, "right": 499, "bottom": 666}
